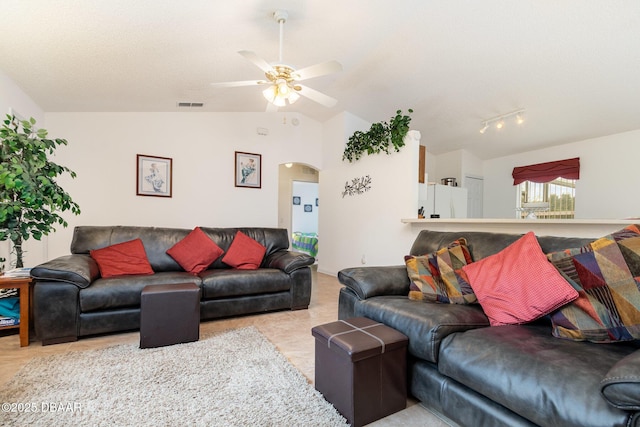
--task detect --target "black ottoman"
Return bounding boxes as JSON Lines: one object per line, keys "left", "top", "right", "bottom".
{"left": 140, "top": 283, "right": 200, "bottom": 349}
{"left": 312, "top": 317, "right": 408, "bottom": 427}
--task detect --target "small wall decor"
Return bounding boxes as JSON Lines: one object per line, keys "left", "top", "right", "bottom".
{"left": 137, "top": 154, "right": 172, "bottom": 197}
{"left": 293, "top": 196, "right": 301, "bottom": 205}
{"left": 235, "top": 151, "right": 262, "bottom": 189}
{"left": 304, "top": 204, "right": 313, "bottom": 212}
{"left": 342, "top": 175, "right": 372, "bottom": 198}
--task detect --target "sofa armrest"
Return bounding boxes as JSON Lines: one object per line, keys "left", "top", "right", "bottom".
{"left": 600, "top": 350, "right": 640, "bottom": 410}
{"left": 265, "top": 250, "right": 315, "bottom": 274}
{"left": 338, "top": 266, "right": 409, "bottom": 300}
{"left": 30, "top": 254, "right": 100, "bottom": 289}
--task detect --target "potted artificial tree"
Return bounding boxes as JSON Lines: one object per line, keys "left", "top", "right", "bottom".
{"left": 0, "top": 114, "right": 80, "bottom": 268}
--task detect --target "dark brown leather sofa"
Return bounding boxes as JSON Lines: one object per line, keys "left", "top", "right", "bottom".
{"left": 338, "top": 229, "right": 640, "bottom": 427}
{"left": 31, "top": 225, "right": 314, "bottom": 345}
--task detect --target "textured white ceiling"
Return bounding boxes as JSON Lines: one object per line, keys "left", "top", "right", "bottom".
{"left": 1, "top": 1, "right": 639, "bottom": 159}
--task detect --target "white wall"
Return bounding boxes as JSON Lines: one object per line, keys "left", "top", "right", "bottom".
{"left": 277, "top": 163, "right": 319, "bottom": 239}
{"left": 291, "top": 181, "right": 319, "bottom": 235}
{"left": 0, "top": 70, "right": 44, "bottom": 123}
{"left": 318, "top": 111, "right": 421, "bottom": 275}
{"left": 431, "top": 150, "right": 462, "bottom": 184}
{"left": 483, "top": 130, "right": 640, "bottom": 219}
{"left": 0, "top": 70, "right": 46, "bottom": 268}
{"left": 43, "top": 112, "right": 323, "bottom": 260}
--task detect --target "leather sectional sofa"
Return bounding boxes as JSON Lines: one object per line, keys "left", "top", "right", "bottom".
{"left": 338, "top": 229, "right": 640, "bottom": 427}
{"left": 31, "top": 226, "right": 314, "bottom": 345}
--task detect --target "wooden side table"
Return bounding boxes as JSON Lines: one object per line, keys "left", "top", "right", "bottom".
{"left": 0, "top": 276, "right": 32, "bottom": 347}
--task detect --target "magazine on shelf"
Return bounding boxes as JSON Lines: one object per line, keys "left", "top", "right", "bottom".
{"left": 0, "top": 316, "right": 19, "bottom": 327}
{"left": 2, "top": 267, "right": 32, "bottom": 278}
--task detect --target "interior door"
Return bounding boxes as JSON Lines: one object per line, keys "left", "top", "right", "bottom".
{"left": 465, "top": 175, "right": 484, "bottom": 218}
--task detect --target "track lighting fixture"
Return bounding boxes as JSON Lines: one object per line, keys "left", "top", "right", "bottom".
{"left": 479, "top": 109, "right": 525, "bottom": 133}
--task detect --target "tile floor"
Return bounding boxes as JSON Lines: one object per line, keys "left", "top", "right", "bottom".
{"left": 0, "top": 268, "right": 454, "bottom": 426}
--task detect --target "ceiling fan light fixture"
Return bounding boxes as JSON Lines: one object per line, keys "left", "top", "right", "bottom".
{"left": 287, "top": 91, "right": 300, "bottom": 104}
{"left": 262, "top": 86, "right": 277, "bottom": 103}
{"left": 213, "top": 9, "right": 341, "bottom": 110}
{"left": 273, "top": 96, "right": 287, "bottom": 107}
{"left": 277, "top": 79, "right": 290, "bottom": 96}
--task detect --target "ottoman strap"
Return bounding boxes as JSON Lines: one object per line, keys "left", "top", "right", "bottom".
{"left": 327, "top": 320, "right": 386, "bottom": 353}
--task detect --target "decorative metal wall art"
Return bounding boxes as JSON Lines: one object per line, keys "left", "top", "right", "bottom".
{"left": 342, "top": 175, "right": 372, "bottom": 198}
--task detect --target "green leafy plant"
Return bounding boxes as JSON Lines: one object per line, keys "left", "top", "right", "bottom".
{"left": 342, "top": 109, "right": 414, "bottom": 162}
{"left": 0, "top": 115, "right": 80, "bottom": 267}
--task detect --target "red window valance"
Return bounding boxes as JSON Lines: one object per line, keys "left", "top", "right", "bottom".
{"left": 512, "top": 157, "right": 580, "bottom": 185}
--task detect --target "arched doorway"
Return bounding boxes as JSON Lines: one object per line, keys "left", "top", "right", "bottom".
{"left": 278, "top": 163, "right": 319, "bottom": 260}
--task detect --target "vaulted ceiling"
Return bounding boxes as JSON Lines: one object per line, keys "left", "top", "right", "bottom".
{"left": 1, "top": 1, "right": 639, "bottom": 159}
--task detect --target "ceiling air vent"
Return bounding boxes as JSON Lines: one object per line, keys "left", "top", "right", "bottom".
{"left": 177, "top": 102, "right": 204, "bottom": 108}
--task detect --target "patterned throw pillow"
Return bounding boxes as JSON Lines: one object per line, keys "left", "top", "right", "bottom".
{"left": 406, "top": 238, "right": 476, "bottom": 304}
{"left": 462, "top": 232, "right": 578, "bottom": 326}
{"left": 547, "top": 225, "right": 640, "bottom": 342}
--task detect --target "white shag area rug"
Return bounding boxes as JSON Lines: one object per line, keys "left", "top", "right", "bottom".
{"left": 0, "top": 327, "right": 348, "bottom": 426}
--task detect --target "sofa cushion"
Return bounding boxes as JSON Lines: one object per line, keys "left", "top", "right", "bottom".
{"left": 79, "top": 272, "right": 201, "bottom": 312}
{"left": 462, "top": 232, "right": 578, "bottom": 326}
{"left": 547, "top": 226, "right": 640, "bottom": 342}
{"left": 601, "top": 350, "right": 640, "bottom": 410}
{"left": 222, "top": 231, "right": 267, "bottom": 270}
{"left": 200, "top": 268, "right": 290, "bottom": 299}
{"left": 89, "top": 238, "right": 154, "bottom": 278}
{"left": 353, "top": 295, "right": 489, "bottom": 363}
{"left": 406, "top": 238, "right": 476, "bottom": 304}
{"left": 439, "top": 325, "right": 635, "bottom": 427}
{"left": 166, "top": 227, "right": 224, "bottom": 274}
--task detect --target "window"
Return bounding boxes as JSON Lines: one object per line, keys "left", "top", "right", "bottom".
{"left": 517, "top": 178, "right": 576, "bottom": 219}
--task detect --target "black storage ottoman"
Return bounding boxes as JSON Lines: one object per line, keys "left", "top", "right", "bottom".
{"left": 312, "top": 317, "right": 408, "bottom": 427}
{"left": 140, "top": 283, "right": 200, "bottom": 349}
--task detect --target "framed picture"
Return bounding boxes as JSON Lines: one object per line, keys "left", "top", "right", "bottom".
{"left": 293, "top": 196, "right": 301, "bottom": 205}
{"left": 304, "top": 204, "right": 313, "bottom": 212}
{"left": 235, "top": 151, "right": 262, "bottom": 189}
{"left": 137, "top": 154, "right": 172, "bottom": 197}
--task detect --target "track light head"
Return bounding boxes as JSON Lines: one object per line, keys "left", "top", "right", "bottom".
{"left": 479, "top": 109, "right": 525, "bottom": 133}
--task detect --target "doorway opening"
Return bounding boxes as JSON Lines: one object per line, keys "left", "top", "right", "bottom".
{"left": 278, "top": 163, "right": 319, "bottom": 260}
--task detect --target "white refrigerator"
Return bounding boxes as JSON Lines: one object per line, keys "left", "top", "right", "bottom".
{"left": 423, "top": 184, "right": 468, "bottom": 218}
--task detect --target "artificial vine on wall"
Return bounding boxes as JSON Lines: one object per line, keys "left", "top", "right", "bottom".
{"left": 342, "top": 109, "right": 413, "bottom": 163}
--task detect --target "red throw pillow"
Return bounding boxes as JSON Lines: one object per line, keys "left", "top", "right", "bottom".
{"left": 166, "top": 227, "right": 224, "bottom": 274}
{"left": 90, "top": 238, "right": 154, "bottom": 278}
{"left": 222, "top": 231, "right": 267, "bottom": 270}
{"left": 462, "top": 231, "right": 578, "bottom": 326}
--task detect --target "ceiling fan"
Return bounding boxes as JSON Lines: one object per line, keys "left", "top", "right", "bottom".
{"left": 211, "top": 9, "right": 342, "bottom": 111}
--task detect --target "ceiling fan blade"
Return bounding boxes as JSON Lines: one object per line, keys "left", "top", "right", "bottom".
{"left": 238, "top": 50, "right": 274, "bottom": 74}
{"left": 293, "top": 60, "right": 342, "bottom": 81}
{"left": 297, "top": 85, "right": 338, "bottom": 108}
{"left": 210, "top": 80, "right": 268, "bottom": 88}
